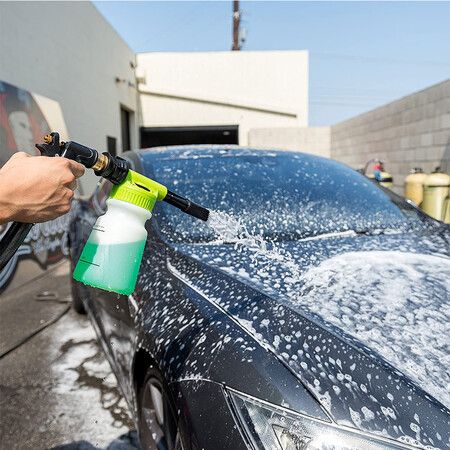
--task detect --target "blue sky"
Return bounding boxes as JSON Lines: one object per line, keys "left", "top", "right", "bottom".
{"left": 94, "top": 1, "right": 450, "bottom": 126}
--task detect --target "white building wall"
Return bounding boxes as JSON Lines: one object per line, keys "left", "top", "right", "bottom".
{"left": 248, "top": 127, "right": 331, "bottom": 158}
{"left": 137, "top": 51, "right": 309, "bottom": 145}
{"left": 0, "top": 1, "right": 138, "bottom": 193}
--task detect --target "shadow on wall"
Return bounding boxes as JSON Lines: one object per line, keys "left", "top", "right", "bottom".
{"left": 442, "top": 138, "right": 450, "bottom": 173}
{"left": 50, "top": 431, "right": 140, "bottom": 450}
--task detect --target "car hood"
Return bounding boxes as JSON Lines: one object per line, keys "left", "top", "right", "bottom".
{"left": 171, "top": 229, "right": 450, "bottom": 448}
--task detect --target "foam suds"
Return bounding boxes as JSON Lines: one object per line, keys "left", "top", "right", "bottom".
{"left": 205, "top": 209, "right": 450, "bottom": 412}
{"left": 206, "top": 210, "right": 268, "bottom": 256}
{"left": 206, "top": 209, "right": 301, "bottom": 279}
{"left": 206, "top": 210, "right": 248, "bottom": 243}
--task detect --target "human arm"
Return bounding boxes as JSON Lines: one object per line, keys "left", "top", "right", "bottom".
{"left": 0, "top": 152, "right": 85, "bottom": 224}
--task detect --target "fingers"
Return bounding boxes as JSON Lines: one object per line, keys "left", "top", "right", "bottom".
{"left": 51, "top": 189, "right": 74, "bottom": 217}
{"left": 67, "top": 179, "right": 78, "bottom": 191}
{"left": 62, "top": 190, "right": 74, "bottom": 213}
{"left": 67, "top": 160, "right": 85, "bottom": 179}
{"left": 34, "top": 156, "right": 85, "bottom": 179}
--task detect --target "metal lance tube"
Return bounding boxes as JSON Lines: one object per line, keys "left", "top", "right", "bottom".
{"left": 163, "top": 191, "right": 210, "bottom": 221}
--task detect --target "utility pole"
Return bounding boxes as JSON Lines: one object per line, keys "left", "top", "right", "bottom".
{"left": 232, "top": 0, "right": 241, "bottom": 51}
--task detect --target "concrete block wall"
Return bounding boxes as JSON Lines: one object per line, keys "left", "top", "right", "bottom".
{"left": 330, "top": 79, "right": 450, "bottom": 194}
{"left": 248, "top": 126, "right": 331, "bottom": 158}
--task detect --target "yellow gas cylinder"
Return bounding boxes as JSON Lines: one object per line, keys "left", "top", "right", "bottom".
{"left": 443, "top": 196, "right": 450, "bottom": 224}
{"left": 404, "top": 168, "right": 427, "bottom": 206}
{"left": 421, "top": 168, "right": 450, "bottom": 221}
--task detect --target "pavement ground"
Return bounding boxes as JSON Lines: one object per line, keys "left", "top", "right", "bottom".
{"left": 0, "top": 261, "right": 144, "bottom": 450}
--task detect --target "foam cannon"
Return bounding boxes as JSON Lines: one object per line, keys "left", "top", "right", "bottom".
{"left": 0, "top": 133, "right": 210, "bottom": 294}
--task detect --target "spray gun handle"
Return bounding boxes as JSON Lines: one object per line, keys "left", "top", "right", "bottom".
{"left": 35, "top": 132, "right": 98, "bottom": 167}
{"left": 35, "top": 132, "right": 64, "bottom": 157}
{"left": 61, "top": 141, "right": 99, "bottom": 168}
{"left": 36, "top": 133, "right": 130, "bottom": 185}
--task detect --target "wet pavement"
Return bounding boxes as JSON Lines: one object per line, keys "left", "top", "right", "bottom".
{"left": 0, "top": 262, "right": 143, "bottom": 450}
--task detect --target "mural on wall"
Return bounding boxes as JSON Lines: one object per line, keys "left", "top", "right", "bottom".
{"left": 0, "top": 81, "right": 70, "bottom": 292}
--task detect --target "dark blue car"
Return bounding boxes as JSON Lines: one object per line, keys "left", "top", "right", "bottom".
{"left": 69, "top": 146, "right": 450, "bottom": 450}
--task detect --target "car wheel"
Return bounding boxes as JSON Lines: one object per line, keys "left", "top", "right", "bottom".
{"left": 69, "top": 254, "right": 86, "bottom": 315}
{"left": 138, "top": 366, "right": 183, "bottom": 450}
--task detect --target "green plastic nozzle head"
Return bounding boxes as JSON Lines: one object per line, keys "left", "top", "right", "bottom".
{"left": 109, "top": 170, "right": 168, "bottom": 212}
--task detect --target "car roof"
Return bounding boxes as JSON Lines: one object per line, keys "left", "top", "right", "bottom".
{"left": 135, "top": 144, "right": 329, "bottom": 164}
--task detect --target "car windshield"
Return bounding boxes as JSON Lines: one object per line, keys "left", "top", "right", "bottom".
{"left": 141, "top": 148, "right": 429, "bottom": 244}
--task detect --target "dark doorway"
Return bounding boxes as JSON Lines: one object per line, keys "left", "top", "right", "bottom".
{"left": 140, "top": 125, "right": 239, "bottom": 148}
{"left": 120, "top": 107, "right": 131, "bottom": 152}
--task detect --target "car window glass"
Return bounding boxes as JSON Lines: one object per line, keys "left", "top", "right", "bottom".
{"left": 142, "top": 150, "right": 431, "bottom": 244}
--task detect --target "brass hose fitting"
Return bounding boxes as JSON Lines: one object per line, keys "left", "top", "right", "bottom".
{"left": 92, "top": 153, "right": 109, "bottom": 172}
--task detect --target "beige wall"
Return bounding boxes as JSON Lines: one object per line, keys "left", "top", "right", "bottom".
{"left": 0, "top": 1, "right": 138, "bottom": 194}
{"left": 330, "top": 79, "right": 450, "bottom": 194}
{"left": 248, "top": 126, "right": 330, "bottom": 157}
{"left": 137, "top": 51, "right": 309, "bottom": 145}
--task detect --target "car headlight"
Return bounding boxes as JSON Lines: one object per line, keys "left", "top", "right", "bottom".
{"left": 228, "top": 390, "right": 416, "bottom": 450}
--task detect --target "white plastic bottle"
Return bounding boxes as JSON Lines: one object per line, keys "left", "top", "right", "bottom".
{"left": 73, "top": 170, "right": 167, "bottom": 295}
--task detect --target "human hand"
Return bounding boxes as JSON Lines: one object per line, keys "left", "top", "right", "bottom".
{"left": 0, "top": 152, "right": 85, "bottom": 224}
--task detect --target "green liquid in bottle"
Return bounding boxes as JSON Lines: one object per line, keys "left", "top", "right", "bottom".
{"left": 73, "top": 240, "right": 146, "bottom": 295}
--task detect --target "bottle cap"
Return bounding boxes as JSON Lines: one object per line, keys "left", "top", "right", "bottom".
{"left": 109, "top": 170, "right": 168, "bottom": 211}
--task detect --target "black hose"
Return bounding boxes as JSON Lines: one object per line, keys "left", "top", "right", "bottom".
{"left": 163, "top": 191, "right": 210, "bottom": 221}
{"left": 0, "top": 222, "right": 33, "bottom": 272}
{"left": 0, "top": 304, "right": 70, "bottom": 360}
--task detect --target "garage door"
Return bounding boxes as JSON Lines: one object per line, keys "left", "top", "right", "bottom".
{"left": 140, "top": 125, "right": 238, "bottom": 148}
